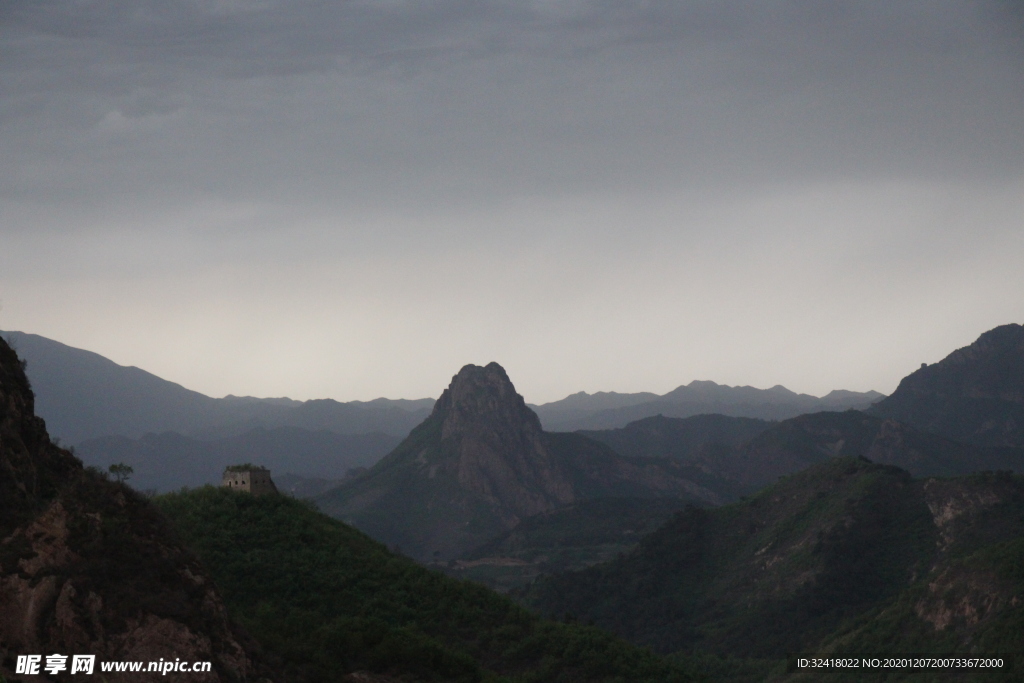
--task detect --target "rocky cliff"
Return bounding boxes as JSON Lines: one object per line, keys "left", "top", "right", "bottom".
{"left": 870, "top": 323, "right": 1024, "bottom": 447}
{"left": 317, "top": 363, "right": 715, "bottom": 561}
{"left": 0, "top": 337, "right": 273, "bottom": 682}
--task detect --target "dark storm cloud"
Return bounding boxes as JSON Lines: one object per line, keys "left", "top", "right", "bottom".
{"left": 2, "top": 0, "right": 1022, "bottom": 214}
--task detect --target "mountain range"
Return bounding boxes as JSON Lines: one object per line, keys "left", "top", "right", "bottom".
{"left": 534, "top": 382, "right": 884, "bottom": 431}
{"left": 3, "top": 329, "right": 883, "bottom": 439}
{"left": 581, "top": 410, "right": 1023, "bottom": 498}
{"left": 4, "top": 318, "right": 1024, "bottom": 679}
{"left": 0, "top": 331, "right": 433, "bottom": 444}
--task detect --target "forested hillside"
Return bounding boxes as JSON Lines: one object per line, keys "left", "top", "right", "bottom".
{"left": 524, "top": 458, "right": 1024, "bottom": 681}
{"left": 156, "top": 487, "right": 695, "bottom": 683}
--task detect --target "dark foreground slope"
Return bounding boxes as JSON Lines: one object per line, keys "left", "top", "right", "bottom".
{"left": 0, "top": 338, "right": 274, "bottom": 682}
{"left": 525, "top": 458, "right": 1024, "bottom": 679}
{"left": 156, "top": 487, "right": 693, "bottom": 683}
{"left": 318, "top": 363, "right": 719, "bottom": 561}
{"left": 870, "top": 323, "right": 1024, "bottom": 447}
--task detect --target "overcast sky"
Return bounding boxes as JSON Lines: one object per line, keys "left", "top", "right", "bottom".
{"left": 2, "top": 0, "right": 1022, "bottom": 403}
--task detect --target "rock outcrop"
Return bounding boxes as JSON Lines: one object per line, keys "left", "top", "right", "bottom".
{"left": 870, "top": 323, "right": 1024, "bottom": 447}
{"left": 437, "top": 363, "right": 576, "bottom": 524}
{"left": 317, "top": 363, "right": 715, "bottom": 561}
{"left": 0, "top": 337, "right": 274, "bottom": 682}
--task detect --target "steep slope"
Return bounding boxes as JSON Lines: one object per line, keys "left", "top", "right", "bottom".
{"left": 1, "top": 331, "right": 431, "bottom": 443}
{"left": 0, "top": 336, "right": 275, "bottom": 682}
{"left": 74, "top": 427, "right": 399, "bottom": 492}
{"left": 526, "top": 458, "right": 1024, "bottom": 674}
{"left": 870, "top": 323, "right": 1024, "bottom": 447}
{"left": 317, "top": 363, "right": 718, "bottom": 561}
{"left": 156, "top": 487, "right": 694, "bottom": 683}
{"left": 536, "top": 380, "right": 883, "bottom": 431}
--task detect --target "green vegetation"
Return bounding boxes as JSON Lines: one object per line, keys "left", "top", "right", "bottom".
{"left": 108, "top": 462, "right": 133, "bottom": 482}
{"left": 525, "top": 460, "right": 1024, "bottom": 680}
{"left": 156, "top": 486, "right": 694, "bottom": 683}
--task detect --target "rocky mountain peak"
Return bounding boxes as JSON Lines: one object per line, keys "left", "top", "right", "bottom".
{"left": 428, "top": 363, "right": 574, "bottom": 524}
{"left": 434, "top": 362, "right": 543, "bottom": 440}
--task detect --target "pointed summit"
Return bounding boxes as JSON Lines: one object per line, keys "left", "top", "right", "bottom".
{"left": 435, "top": 363, "right": 543, "bottom": 441}
{"left": 431, "top": 363, "right": 575, "bottom": 522}
{"left": 318, "top": 362, "right": 716, "bottom": 561}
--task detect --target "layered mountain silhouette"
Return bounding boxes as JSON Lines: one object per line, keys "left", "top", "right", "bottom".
{"left": 2, "top": 330, "right": 883, "bottom": 443}
{"left": 1, "top": 330, "right": 432, "bottom": 443}
{"left": 871, "top": 323, "right": 1024, "bottom": 447}
{"left": 581, "top": 414, "right": 772, "bottom": 466}
{"left": 535, "top": 381, "right": 884, "bottom": 431}
{"left": 316, "top": 363, "right": 719, "bottom": 561}
{"left": 581, "top": 410, "right": 1023, "bottom": 501}
{"left": 0, "top": 335, "right": 276, "bottom": 681}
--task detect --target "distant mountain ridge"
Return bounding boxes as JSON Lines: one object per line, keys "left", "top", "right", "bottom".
{"left": 1, "top": 330, "right": 433, "bottom": 443}
{"left": 317, "top": 363, "right": 721, "bottom": 561}
{"left": 534, "top": 380, "right": 884, "bottom": 431}
{"left": 2, "top": 330, "right": 884, "bottom": 444}
{"left": 870, "top": 323, "right": 1024, "bottom": 447}
{"left": 578, "top": 410, "right": 1024, "bottom": 502}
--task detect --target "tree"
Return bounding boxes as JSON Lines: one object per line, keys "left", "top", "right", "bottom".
{"left": 109, "top": 463, "right": 134, "bottom": 483}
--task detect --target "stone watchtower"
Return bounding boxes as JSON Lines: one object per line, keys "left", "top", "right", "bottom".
{"left": 222, "top": 464, "right": 278, "bottom": 496}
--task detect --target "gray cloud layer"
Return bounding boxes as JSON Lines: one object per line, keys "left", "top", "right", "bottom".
{"left": 5, "top": 0, "right": 1021, "bottom": 205}
{"left": 2, "top": 1, "right": 1022, "bottom": 401}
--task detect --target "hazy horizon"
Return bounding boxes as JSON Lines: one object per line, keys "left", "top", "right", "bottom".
{"left": 5, "top": 326, "right": 888, "bottom": 405}
{"left": 3, "top": 1, "right": 1022, "bottom": 404}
